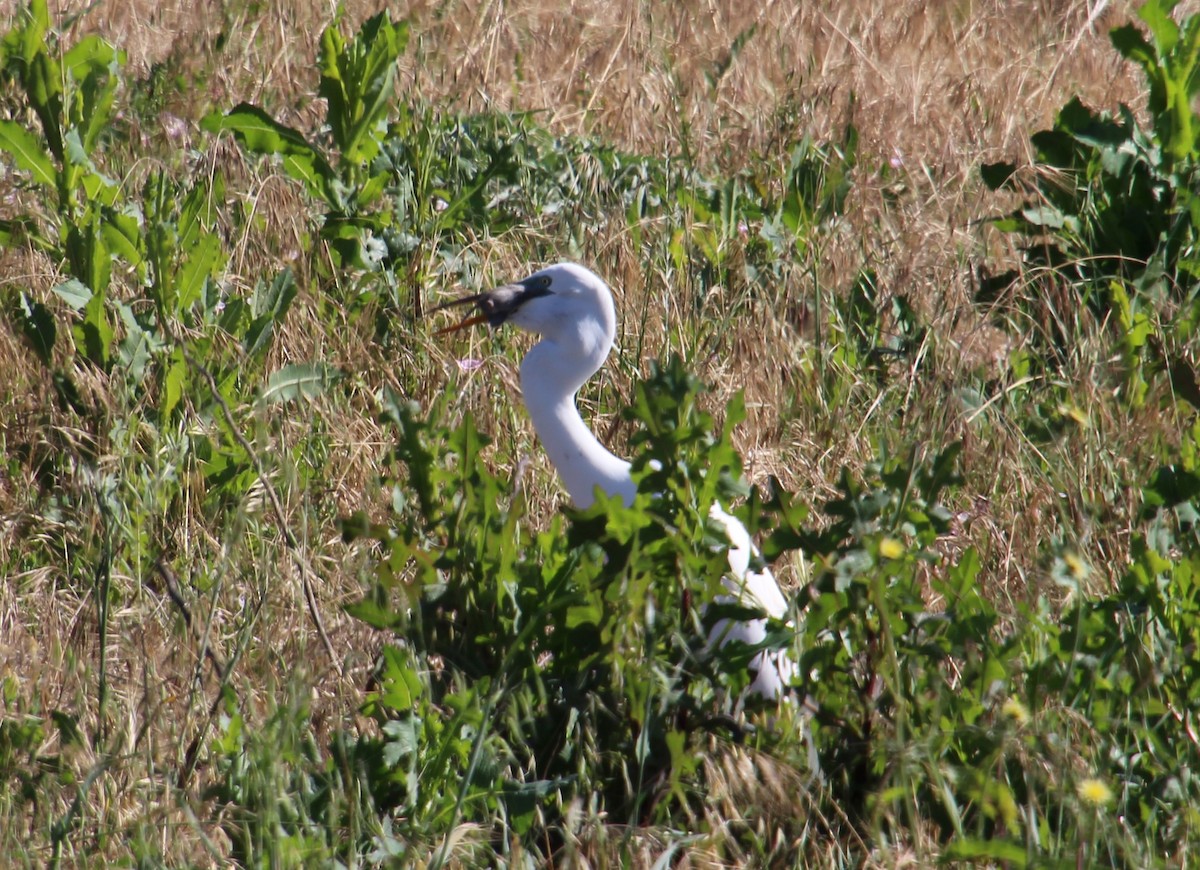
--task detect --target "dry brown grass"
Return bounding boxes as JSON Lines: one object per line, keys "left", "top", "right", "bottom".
{"left": 0, "top": 0, "right": 1184, "bottom": 864}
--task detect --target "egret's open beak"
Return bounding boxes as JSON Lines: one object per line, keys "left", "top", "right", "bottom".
{"left": 431, "top": 279, "right": 552, "bottom": 336}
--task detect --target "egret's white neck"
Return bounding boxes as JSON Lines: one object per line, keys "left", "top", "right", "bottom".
{"left": 519, "top": 339, "right": 635, "bottom": 509}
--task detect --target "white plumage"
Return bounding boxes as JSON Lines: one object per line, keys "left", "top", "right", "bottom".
{"left": 437, "top": 263, "right": 795, "bottom": 699}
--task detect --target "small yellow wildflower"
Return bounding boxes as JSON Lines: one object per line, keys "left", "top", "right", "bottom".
{"left": 1062, "top": 551, "right": 1090, "bottom": 581}
{"left": 1077, "top": 777, "right": 1113, "bottom": 807}
{"left": 879, "top": 537, "right": 905, "bottom": 560}
{"left": 1001, "top": 697, "right": 1030, "bottom": 726}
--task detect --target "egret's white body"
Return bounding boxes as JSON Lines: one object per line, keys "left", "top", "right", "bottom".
{"left": 439, "top": 263, "right": 795, "bottom": 699}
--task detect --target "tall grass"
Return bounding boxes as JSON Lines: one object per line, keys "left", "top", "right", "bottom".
{"left": 1, "top": 0, "right": 1198, "bottom": 865}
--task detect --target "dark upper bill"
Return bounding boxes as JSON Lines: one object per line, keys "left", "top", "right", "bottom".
{"left": 432, "top": 277, "right": 553, "bottom": 336}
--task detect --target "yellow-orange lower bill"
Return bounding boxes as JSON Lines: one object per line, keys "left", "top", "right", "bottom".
{"left": 434, "top": 312, "right": 489, "bottom": 337}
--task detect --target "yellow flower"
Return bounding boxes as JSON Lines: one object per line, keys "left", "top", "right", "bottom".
{"left": 1062, "top": 551, "right": 1089, "bottom": 581}
{"left": 1077, "top": 777, "right": 1113, "bottom": 807}
{"left": 879, "top": 537, "right": 905, "bottom": 560}
{"left": 1001, "top": 697, "right": 1030, "bottom": 726}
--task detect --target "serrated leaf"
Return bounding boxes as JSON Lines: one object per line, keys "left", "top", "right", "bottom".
{"left": 79, "top": 287, "right": 112, "bottom": 366}
{"left": 380, "top": 718, "right": 419, "bottom": 764}
{"left": 177, "top": 232, "right": 223, "bottom": 313}
{"left": 101, "top": 207, "right": 144, "bottom": 268}
{"left": 1110, "top": 23, "right": 1156, "bottom": 67}
{"left": 259, "top": 362, "right": 343, "bottom": 405}
{"left": 345, "top": 597, "right": 401, "bottom": 631}
{"left": 244, "top": 269, "right": 297, "bottom": 357}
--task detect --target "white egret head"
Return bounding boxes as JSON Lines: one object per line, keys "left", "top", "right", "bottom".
{"left": 436, "top": 262, "right": 617, "bottom": 373}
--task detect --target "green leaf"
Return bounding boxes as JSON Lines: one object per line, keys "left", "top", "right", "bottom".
{"left": 65, "top": 218, "right": 111, "bottom": 299}
{"left": 13, "top": 291, "right": 56, "bottom": 366}
{"left": 79, "top": 286, "right": 112, "bottom": 366}
{"left": 202, "top": 103, "right": 313, "bottom": 157}
{"left": 79, "top": 169, "right": 119, "bottom": 206}
{"left": 345, "top": 597, "right": 402, "bottom": 631}
{"left": 318, "top": 15, "right": 407, "bottom": 162}
{"left": 1110, "top": 23, "right": 1157, "bottom": 67}
{"left": 101, "top": 207, "right": 144, "bottom": 269}
{"left": 160, "top": 348, "right": 187, "bottom": 421}
{"left": 62, "top": 34, "right": 120, "bottom": 82}
{"left": 176, "top": 232, "right": 224, "bottom": 313}
{"left": 258, "top": 362, "right": 343, "bottom": 405}
{"left": 942, "top": 837, "right": 1028, "bottom": 866}
{"left": 1138, "top": 0, "right": 1181, "bottom": 56}
{"left": 0, "top": 120, "right": 56, "bottom": 187}
{"left": 202, "top": 104, "right": 334, "bottom": 195}
{"left": 243, "top": 269, "right": 297, "bottom": 357}
{"left": 18, "top": 0, "right": 50, "bottom": 64}
{"left": 52, "top": 278, "right": 92, "bottom": 310}
{"left": 377, "top": 645, "right": 423, "bottom": 709}
{"left": 979, "top": 160, "right": 1017, "bottom": 191}
{"left": 27, "top": 50, "right": 65, "bottom": 161}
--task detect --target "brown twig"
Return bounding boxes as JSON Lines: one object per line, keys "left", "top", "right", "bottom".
{"left": 181, "top": 347, "right": 341, "bottom": 673}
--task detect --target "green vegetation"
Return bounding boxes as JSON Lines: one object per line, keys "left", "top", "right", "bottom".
{"left": 1, "top": 0, "right": 1198, "bottom": 865}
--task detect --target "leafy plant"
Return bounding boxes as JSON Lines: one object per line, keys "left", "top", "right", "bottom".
{"left": 0, "top": 0, "right": 125, "bottom": 369}
{"left": 341, "top": 356, "right": 798, "bottom": 855}
{"left": 981, "top": 0, "right": 1200, "bottom": 400}
{"left": 203, "top": 14, "right": 409, "bottom": 281}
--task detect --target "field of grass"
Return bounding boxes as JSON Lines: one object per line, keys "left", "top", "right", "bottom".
{"left": 2, "top": 0, "right": 1200, "bottom": 865}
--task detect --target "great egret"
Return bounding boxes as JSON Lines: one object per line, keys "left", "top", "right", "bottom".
{"left": 436, "top": 262, "right": 795, "bottom": 700}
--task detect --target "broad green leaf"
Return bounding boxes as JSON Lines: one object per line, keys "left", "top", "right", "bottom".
{"left": 1111, "top": 23, "right": 1157, "bottom": 68}
{"left": 79, "top": 170, "right": 119, "bottom": 206}
{"left": 377, "top": 646, "right": 423, "bottom": 709}
{"left": 0, "top": 120, "right": 56, "bottom": 187}
{"left": 79, "top": 287, "right": 112, "bottom": 366}
{"left": 160, "top": 348, "right": 187, "bottom": 421}
{"left": 1138, "top": 0, "right": 1181, "bottom": 56}
{"left": 201, "top": 103, "right": 313, "bottom": 156}
{"left": 178, "top": 181, "right": 216, "bottom": 251}
{"left": 318, "top": 25, "right": 350, "bottom": 127}
{"left": 101, "top": 207, "right": 144, "bottom": 269}
{"left": 244, "top": 269, "right": 297, "bottom": 357}
{"left": 319, "top": 15, "right": 407, "bottom": 161}
{"left": 62, "top": 34, "right": 120, "bottom": 83}
{"left": 345, "top": 597, "right": 402, "bottom": 631}
{"left": 65, "top": 219, "right": 110, "bottom": 299}
{"left": 19, "top": 0, "right": 50, "bottom": 64}
{"left": 202, "top": 104, "right": 334, "bottom": 195}
{"left": 176, "top": 232, "right": 224, "bottom": 313}
{"left": 115, "top": 302, "right": 153, "bottom": 381}
{"left": 28, "top": 52, "right": 64, "bottom": 160}
{"left": 258, "top": 362, "right": 343, "bottom": 405}
{"left": 52, "top": 278, "right": 92, "bottom": 310}
{"left": 280, "top": 152, "right": 330, "bottom": 200}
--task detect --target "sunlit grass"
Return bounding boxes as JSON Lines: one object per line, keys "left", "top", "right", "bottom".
{"left": 2, "top": 0, "right": 1198, "bottom": 865}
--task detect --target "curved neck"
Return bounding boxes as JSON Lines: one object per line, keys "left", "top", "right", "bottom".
{"left": 520, "top": 340, "right": 634, "bottom": 509}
